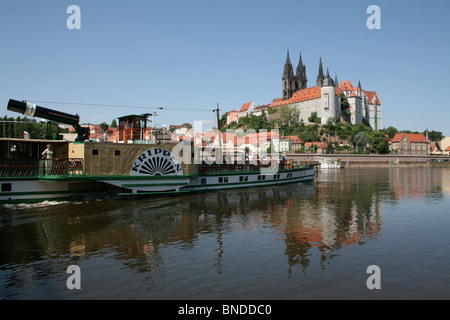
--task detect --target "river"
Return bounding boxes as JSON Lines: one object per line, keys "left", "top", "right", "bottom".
{"left": 1, "top": 167, "right": 449, "bottom": 300}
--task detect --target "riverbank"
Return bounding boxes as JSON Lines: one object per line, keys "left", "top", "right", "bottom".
{"left": 286, "top": 153, "right": 450, "bottom": 167}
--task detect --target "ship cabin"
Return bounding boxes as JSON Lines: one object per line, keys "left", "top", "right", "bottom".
{"left": 117, "top": 114, "right": 153, "bottom": 143}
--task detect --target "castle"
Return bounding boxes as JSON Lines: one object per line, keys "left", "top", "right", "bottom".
{"left": 227, "top": 51, "right": 381, "bottom": 130}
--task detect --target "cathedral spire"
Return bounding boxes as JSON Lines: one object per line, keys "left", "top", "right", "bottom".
{"left": 282, "top": 50, "right": 295, "bottom": 100}
{"left": 282, "top": 50, "right": 294, "bottom": 80}
{"left": 316, "top": 57, "right": 324, "bottom": 87}
{"left": 335, "top": 73, "right": 339, "bottom": 87}
{"left": 295, "top": 52, "right": 307, "bottom": 90}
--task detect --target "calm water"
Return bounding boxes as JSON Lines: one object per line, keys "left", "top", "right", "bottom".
{"left": 1, "top": 167, "right": 449, "bottom": 300}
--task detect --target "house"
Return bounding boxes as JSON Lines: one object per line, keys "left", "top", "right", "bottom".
{"left": 279, "top": 135, "right": 304, "bottom": 152}
{"left": 304, "top": 141, "right": 328, "bottom": 154}
{"left": 440, "top": 136, "right": 450, "bottom": 155}
{"left": 237, "top": 101, "right": 255, "bottom": 119}
{"left": 286, "top": 135, "right": 304, "bottom": 152}
{"left": 226, "top": 110, "right": 238, "bottom": 125}
{"left": 252, "top": 104, "right": 270, "bottom": 117}
{"left": 430, "top": 143, "right": 442, "bottom": 155}
{"left": 169, "top": 123, "right": 192, "bottom": 136}
{"left": 444, "top": 146, "right": 450, "bottom": 156}
{"left": 390, "top": 133, "right": 429, "bottom": 155}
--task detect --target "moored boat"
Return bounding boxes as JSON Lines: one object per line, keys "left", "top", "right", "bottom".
{"left": 316, "top": 157, "right": 342, "bottom": 169}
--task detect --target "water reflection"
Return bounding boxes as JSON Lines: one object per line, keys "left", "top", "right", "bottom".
{"left": 1, "top": 167, "right": 448, "bottom": 298}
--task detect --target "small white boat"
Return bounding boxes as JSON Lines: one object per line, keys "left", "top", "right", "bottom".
{"left": 316, "top": 157, "right": 341, "bottom": 169}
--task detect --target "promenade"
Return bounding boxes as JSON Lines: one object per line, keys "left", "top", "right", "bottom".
{"left": 286, "top": 153, "right": 450, "bottom": 167}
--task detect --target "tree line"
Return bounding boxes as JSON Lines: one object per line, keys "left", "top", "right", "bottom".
{"left": 0, "top": 116, "right": 68, "bottom": 139}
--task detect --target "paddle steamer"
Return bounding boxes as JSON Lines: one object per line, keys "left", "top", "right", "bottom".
{"left": 1, "top": 99, "right": 314, "bottom": 203}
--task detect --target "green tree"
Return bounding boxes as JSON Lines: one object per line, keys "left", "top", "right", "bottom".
{"left": 219, "top": 113, "right": 227, "bottom": 130}
{"left": 425, "top": 130, "right": 443, "bottom": 141}
{"left": 370, "top": 130, "right": 389, "bottom": 154}
{"left": 385, "top": 126, "right": 398, "bottom": 139}
{"left": 339, "top": 93, "right": 350, "bottom": 111}
{"left": 354, "top": 131, "right": 370, "bottom": 153}
{"left": 308, "top": 112, "right": 321, "bottom": 124}
{"left": 351, "top": 122, "right": 372, "bottom": 141}
{"left": 336, "top": 120, "right": 351, "bottom": 141}
{"left": 111, "top": 119, "right": 117, "bottom": 128}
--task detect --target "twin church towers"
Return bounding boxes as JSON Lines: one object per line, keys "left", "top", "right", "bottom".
{"left": 282, "top": 50, "right": 334, "bottom": 100}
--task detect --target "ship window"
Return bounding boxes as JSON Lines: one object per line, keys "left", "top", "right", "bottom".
{"left": 219, "top": 177, "right": 223, "bottom": 183}
{"left": 114, "top": 150, "right": 121, "bottom": 156}
{"left": 224, "top": 177, "right": 228, "bottom": 183}
{"left": 240, "top": 176, "right": 243, "bottom": 182}
{"left": 1, "top": 183, "right": 12, "bottom": 192}
{"left": 92, "top": 149, "right": 99, "bottom": 156}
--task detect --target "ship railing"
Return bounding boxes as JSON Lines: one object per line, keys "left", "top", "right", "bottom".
{"left": 0, "top": 158, "right": 39, "bottom": 177}
{"left": 39, "top": 158, "right": 84, "bottom": 177}
{"left": 0, "top": 158, "right": 84, "bottom": 177}
{"left": 198, "top": 161, "right": 298, "bottom": 174}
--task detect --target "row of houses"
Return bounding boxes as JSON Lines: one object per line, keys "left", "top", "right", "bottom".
{"left": 62, "top": 122, "right": 449, "bottom": 156}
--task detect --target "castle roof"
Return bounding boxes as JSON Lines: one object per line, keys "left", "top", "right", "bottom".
{"left": 270, "top": 86, "right": 322, "bottom": 107}
{"left": 339, "top": 80, "right": 354, "bottom": 91}
{"left": 365, "top": 91, "right": 381, "bottom": 105}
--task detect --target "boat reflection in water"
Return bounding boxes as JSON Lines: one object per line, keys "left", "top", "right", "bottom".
{"left": 2, "top": 167, "right": 448, "bottom": 299}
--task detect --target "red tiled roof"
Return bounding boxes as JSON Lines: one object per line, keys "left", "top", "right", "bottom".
{"left": 391, "top": 133, "right": 427, "bottom": 143}
{"left": 270, "top": 86, "right": 322, "bottom": 107}
{"left": 285, "top": 135, "right": 304, "bottom": 144}
{"left": 304, "top": 142, "right": 328, "bottom": 149}
{"left": 365, "top": 90, "right": 381, "bottom": 105}
{"left": 339, "top": 80, "right": 353, "bottom": 91}
{"left": 270, "top": 98, "right": 289, "bottom": 107}
{"left": 239, "top": 102, "right": 252, "bottom": 113}
{"left": 270, "top": 85, "right": 345, "bottom": 109}
{"left": 445, "top": 146, "right": 450, "bottom": 151}
{"left": 289, "top": 86, "right": 322, "bottom": 103}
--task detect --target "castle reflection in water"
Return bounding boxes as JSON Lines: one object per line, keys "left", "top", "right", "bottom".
{"left": 1, "top": 167, "right": 448, "bottom": 280}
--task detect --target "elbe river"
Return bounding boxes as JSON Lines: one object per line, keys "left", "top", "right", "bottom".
{"left": 1, "top": 167, "right": 449, "bottom": 299}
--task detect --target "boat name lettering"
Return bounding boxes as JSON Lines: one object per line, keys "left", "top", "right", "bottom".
{"left": 130, "top": 148, "right": 183, "bottom": 176}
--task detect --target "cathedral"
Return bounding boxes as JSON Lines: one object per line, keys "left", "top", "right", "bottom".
{"left": 227, "top": 51, "right": 381, "bottom": 130}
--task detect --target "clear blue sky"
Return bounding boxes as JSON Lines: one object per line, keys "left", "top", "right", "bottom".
{"left": 1, "top": 0, "right": 449, "bottom": 136}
